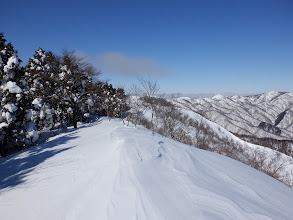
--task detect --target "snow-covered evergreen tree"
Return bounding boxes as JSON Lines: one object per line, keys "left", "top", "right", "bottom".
{"left": 25, "top": 48, "right": 47, "bottom": 95}
{"left": 0, "top": 33, "right": 37, "bottom": 156}
{"left": 100, "top": 83, "right": 121, "bottom": 119}
{"left": 25, "top": 49, "right": 55, "bottom": 131}
{"left": 116, "top": 87, "right": 128, "bottom": 120}
{"left": 57, "top": 50, "right": 98, "bottom": 128}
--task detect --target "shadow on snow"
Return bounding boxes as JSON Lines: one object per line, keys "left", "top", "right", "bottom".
{"left": 0, "top": 130, "right": 79, "bottom": 192}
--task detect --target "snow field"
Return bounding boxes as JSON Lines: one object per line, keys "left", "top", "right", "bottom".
{"left": 0, "top": 118, "right": 293, "bottom": 220}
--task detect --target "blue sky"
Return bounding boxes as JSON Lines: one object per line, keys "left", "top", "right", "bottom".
{"left": 2, "top": 0, "right": 293, "bottom": 95}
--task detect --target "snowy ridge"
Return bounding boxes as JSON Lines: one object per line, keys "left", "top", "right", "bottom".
{"left": 1, "top": 118, "right": 293, "bottom": 219}
{"left": 137, "top": 96, "right": 293, "bottom": 187}
{"left": 173, "top": 91, "right": 293, "bottom": 140}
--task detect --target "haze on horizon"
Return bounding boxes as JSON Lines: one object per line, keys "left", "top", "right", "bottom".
{"left": 2, "top": 0, "right": 292, "bottom": 95}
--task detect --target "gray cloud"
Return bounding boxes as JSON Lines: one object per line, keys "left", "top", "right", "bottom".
{"left": 98, "top": 52, "right": 167, "bottom": 76}
{"left": 99, "top": 52, "right": 168, "bottom": 76}
{"left": 75, "top": 51, "right": 168, "bottom": 77}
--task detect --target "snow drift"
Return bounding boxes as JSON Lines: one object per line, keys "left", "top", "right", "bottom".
{"left": 0, "top": 118, "right": 293, "bottom": 220}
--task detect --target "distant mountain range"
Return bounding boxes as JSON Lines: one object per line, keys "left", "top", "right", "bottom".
{"left": 161, "top": 92, "right": 257, "bottom": 99}
{"left": 173, "top": 91, "right": 293, "bottom": 140}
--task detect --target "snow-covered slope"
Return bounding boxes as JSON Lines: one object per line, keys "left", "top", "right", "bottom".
{"left": 1, "top": 119, "right": 293, "bottom": 220}
{"left": 173, "top": 91, "right": 293, "bottom": 139}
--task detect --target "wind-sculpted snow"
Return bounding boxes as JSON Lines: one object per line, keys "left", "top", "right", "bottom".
{"left": 0, "top": 118, "right": 293, "bottom": 219}
{"left": 174, "top": 91, "right": 293, "bottom": 140}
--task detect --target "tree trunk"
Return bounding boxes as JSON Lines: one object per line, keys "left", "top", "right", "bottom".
{"left": 73, "top": 116, "right": 77, "bottom": 128}
{"left": 67, "top": 112, "right": 72, "bottom": 127}
{"left": 135, "top": 112, "right": 139, "bottom": 127}
{"left": 72, "top": 110, "right": 77, "bottom": 128}
{"left": 127, "top": 113, "right": 131, "bottom": 126}
{"left": 0, "top": 135, "right": 8, "bottom": 157}
{"left": 0, "top": 140, "right": 4, "bottom": 157}
{"left": 120, "top": 108, "right": 125, "bottom": 125}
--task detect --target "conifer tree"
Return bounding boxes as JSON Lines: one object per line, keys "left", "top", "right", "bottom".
{"left": 58, "top": 50, "right": 99, "bottom": 128}
{"left": 116, "top": 88, "right": 128, "bottom": 123}
{"left": 0, "top": 33, "right": 37, "bottom": 156}
{"left": 25, "top": 49, "right": 56, "bottom": 131}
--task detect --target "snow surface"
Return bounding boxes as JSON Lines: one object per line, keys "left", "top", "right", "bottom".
{"left": 0, "top": 118, "right": 293, "bottom": 220}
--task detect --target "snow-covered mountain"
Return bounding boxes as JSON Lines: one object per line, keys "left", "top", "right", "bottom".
{"left": 173, "top": 91, "right": 293, "bottom": 140}
{"left": 1, "top": 118, "right": 293, "bottom": 220}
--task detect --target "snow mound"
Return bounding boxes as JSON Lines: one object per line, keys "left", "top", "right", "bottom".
{"left": 212, "top": 94, "right": 225, "bottom": 100}
{"left": 265, "top": 91, "right": 280, "bottom": 99}
{"left": 0, "top": 119, "right": 292, "bottom": 220}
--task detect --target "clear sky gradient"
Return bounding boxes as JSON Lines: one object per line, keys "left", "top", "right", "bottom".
{"left": 2, "top": 0, "right": 293, "bottom": 95}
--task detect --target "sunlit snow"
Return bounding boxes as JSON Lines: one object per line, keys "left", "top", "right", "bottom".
{"left": 0, "top": 119, "right": 292, "bottom": 220}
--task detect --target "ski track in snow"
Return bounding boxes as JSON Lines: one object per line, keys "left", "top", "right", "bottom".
{"left": 0, "top": 118, "right": 293, "bottom": 220}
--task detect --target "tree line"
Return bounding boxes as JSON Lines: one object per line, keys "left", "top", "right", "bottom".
{"left": 0, "top": 33, "right": 127, "bottom": 157}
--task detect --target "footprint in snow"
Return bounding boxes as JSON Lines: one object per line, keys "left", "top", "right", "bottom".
{"left": 158, "top": 141, "right": 164, "bottom": 158}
